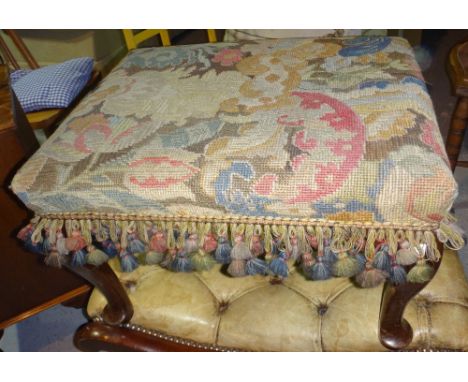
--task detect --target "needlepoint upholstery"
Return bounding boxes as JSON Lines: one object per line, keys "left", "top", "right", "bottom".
{"left": 11, "top": 37, "right": 463, "bottom": 287}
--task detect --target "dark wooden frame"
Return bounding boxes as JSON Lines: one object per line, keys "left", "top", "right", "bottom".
{"left": 446, "top": 40, "right": 468, "bottom": 171}
{"left": 64, "top": 241, "right": 445, "bottom": 352}
{"left": 0, "top": 64, "right": 91, "bottom": 338}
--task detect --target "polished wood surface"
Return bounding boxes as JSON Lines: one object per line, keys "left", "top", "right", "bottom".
{"left": 0, "top": 64, "right": 90, "bottom": 330}
{"left": 446, "top": 41, "right": 468, "bottom": 171}
{"left": 63, "top": 259, "right": 133, "bottom": 326}
{"left": 74, "top": 322, "right": 211, "bottom": 352}
{"left": 379, "top": 241, "right": 444, "bottom": 350}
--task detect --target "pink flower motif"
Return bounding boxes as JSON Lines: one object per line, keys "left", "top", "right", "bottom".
{"left": 253, "top": 174, "right": 278, "bottom": 196}
{"left": 128, "top": 156, "right": 199, "bottom": 189}
{"left": 212, "top": 48, "right": 243, "bottom": 67}
{"left": 420, "top": 120, "right": 446, "bottom": 162}
{"left": 287, "top": 92, "right": 366, "bottom": 204}
{"left": 294, "top": 130, "right": 317, "bottom": 151}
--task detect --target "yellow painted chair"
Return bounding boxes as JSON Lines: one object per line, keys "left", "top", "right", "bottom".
{"left": 122, "top": 29, "right": 218, "bottom": 50}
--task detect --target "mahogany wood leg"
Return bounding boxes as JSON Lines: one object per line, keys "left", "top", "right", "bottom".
{"left": 63, "top": 259, "right": 133, "bottom": 326}
{"left": 446, "top": 96, "right": 468, "bottom": 171}
{"left": 74, "top": 322, "right": 211, "bottom": 352}
{"left": 379, "top": 241, "right": 444, "bottom": 350}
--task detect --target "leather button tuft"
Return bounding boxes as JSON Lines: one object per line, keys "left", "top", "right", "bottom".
{"left": 317, "top": 304, "right": 328, "bottom": 316}
{"left": 218, "top": 301, "right": 229, "bottom": 315}
{"left": 123, "top": 280, "right": 137, "bottom": 293}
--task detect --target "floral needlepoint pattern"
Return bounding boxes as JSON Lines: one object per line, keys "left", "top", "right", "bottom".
{"left": 212, "top": 48, "right": 243, "bottom": 66}
{"left": 11, "top": 37, "right": 456, "bottom": 228}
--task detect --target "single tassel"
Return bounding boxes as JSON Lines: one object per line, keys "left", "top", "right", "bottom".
{"left": 245, "top": 257, "right": 268, "bottom": 276}
{"left": 65, "top": 219, "right": 73, "bottom": 238}
{"left": 171, "top": 250, "right": 193, "bottom": 272}
{"left": 87, "top": 245, "right": 109, "bottom": 266}
{"left": 264, "top": 224, "right": 273, "bottom": 262}
{"left": 407, "top": 259, "right": 434, "bottom": 283}
{"left": 127, "top": 230, "right": 146, "bottom": 254}
{"left": 19, "top": 224, "right": 44, "bottom": 254}
{"left": 48, "top": 220, "right": 58, "bottom": 245}
{"left": 355, "top": 253, "right": 367, "bottom": 272}
{"left": 287, "top": 226, "right": 301, "bottom": 263}
{"left": 160, "top": 248, "right": 177, "bottom": 269}
{"left": 55, "top": 232, "right": 69, "bottom": 255}
{"left": 365, "top": 228, "right": 377, "bottom": 260}
{"left": 44, "top": 251, "right": 65, "bottom": 268}
{"left": 424, "top": 231, "right": 441, "bottom": 262}
{"left": 268, "top": 250, "right": 289, "bottom": 278}
{"left": 202, "top": 232, "right": 218, "bottom": 253}
{"left": 322, "top": 245, "right": 337, "bottom": 265}
{"left": 137, "top": 221, "right": 150, "bottom": 244}
{"left": 332, "top": 251, "right": 360, "bottom": 277}
{"left": 72, "top": 249, "right": 88, "bottom": 267}
{"left": 145, "top": 251, "right": 165, "bottom": 265}
{"left": 119, "top": 250, "right": 139, "bottom": 272}
{"left": 396, "top": 240, "right": 419, "bottom": 266}
{"left": 389, "top": 263, "right": 407, "bottom": 285}
{"left": 215, "top": 235, "right": 232, "bottom": 264}
{"left": 80, "top": 219, "right": 92, "bottom": 245}
{"left": 309, "top": 256, "right": 332, "bottom": 280}
{"left": 355, "top": 263, "right": 388, "bottom": 288}
{"left": 244, "top": 224, "right": 254, "bottom": 248}
{"left": 250, "top": 234, "right": 264, "bottom": 257}
{"left": 108, "top": 220, "right": 118, "bottom": 242}
{"left": 372, "top": 244, "right": 392, "bottom": 273}
{"left": 17, "top": 223, "right": 33, "bottom": 241}
{"left": 289, "top": 234, "right": 300, "bottom": 263}
{"left": 184, "top": 233, "right": 199, "bottom": 254}
{"left": 150, "top": 230, "right": 168, "bottom": 253}
{"left": 191, "top": 249, "right": 216, "bottom": 271}
{"left": 227, "top": 234, "right": 251, "bottom": 277}
{"left": 65, "top": 228, "right": 87, "bottom": 252}
{"left": 300, "top": 252, "right": 316, "bottom": 279}
{"left": 437, "top": 221, "right": 465, "bottom": 250}
{"left": 305, "top": 233, "right": 319, "bottom": 250}
{"left": 101, "top": 239, "right": 119, "bottom": 258}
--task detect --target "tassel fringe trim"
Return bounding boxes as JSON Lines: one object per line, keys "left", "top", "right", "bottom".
{"left": 18, "top": 215, "right": 465, "bottom": 288}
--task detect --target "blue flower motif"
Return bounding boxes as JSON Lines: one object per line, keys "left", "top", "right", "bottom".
{"left": 123, "top": 45, "right": 224, "bottom": 71}
{"left": 359, "top": 80, "right": 390, "bottom": 90}
{"left": 214, "top": 161, "right": 277, "bottom": 216}
{"left": 401, "top": 76, "right": 428, "bottom": 92}
{"left": 123, "top": 47, "right": 194, "bottom": 70}
{"left": 339, "top": 37, "right": 391, "bottom": 57}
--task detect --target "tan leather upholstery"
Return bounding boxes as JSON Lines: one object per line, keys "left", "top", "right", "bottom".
{"left": 87, "top": 250, "right": 468, "bottom": 351}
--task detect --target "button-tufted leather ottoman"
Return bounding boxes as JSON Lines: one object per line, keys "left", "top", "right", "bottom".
{"left": 82, "top": 249, "right": 468, "bottom": 351}
{"left": 11, "top": 35, "right": 467, "bottom": 351}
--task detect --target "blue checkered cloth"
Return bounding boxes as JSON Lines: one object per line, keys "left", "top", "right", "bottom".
{"left": 10, "top": 57, "right": 94, "bottom": 113}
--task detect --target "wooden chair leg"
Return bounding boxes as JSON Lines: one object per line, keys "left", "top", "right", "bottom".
{"left": 446, "top": 96, "right": 468, "bottom": 171}
{"left": 63, "top": 259, "right": 133, "bottom": 326}
{"left": 74, "top": 322, "right": 215, "bottom": 352}
{"left": 379, "top": 241, "right": 444, "bottom": 350}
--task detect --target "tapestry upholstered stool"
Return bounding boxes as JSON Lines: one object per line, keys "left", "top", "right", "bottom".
{"left": 10, "top": 35, "right": 468, "bottom": 351}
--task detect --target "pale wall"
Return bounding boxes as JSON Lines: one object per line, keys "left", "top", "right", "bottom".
{"left": 1, "top": 30, "right": 127, "bottom": 73}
